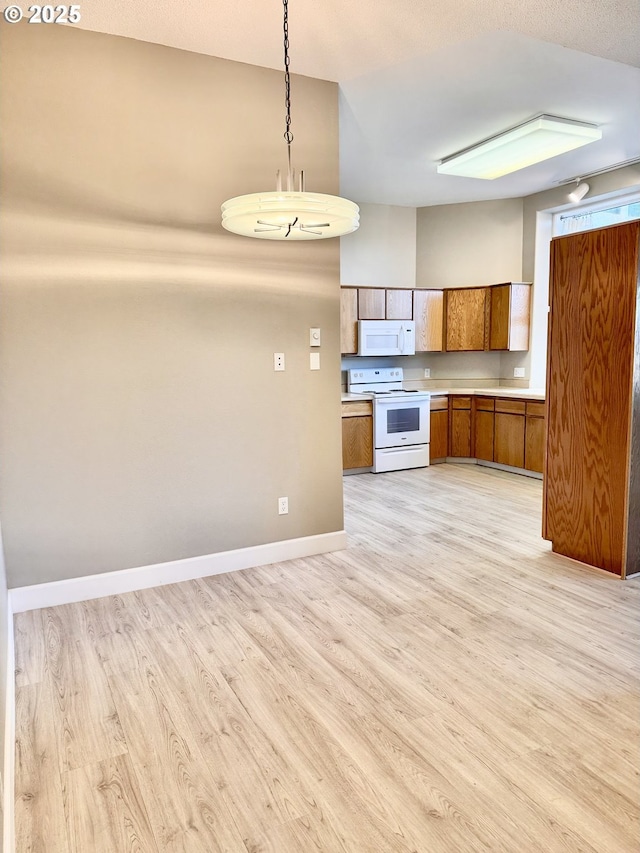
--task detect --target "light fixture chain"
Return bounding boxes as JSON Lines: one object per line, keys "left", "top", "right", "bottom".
{"left": 283, "top": 0, "right": 293, "bottom": 154}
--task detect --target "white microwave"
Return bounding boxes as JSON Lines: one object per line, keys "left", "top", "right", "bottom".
{"left": 357, "top": 320, "right": 416, "bottom": 356}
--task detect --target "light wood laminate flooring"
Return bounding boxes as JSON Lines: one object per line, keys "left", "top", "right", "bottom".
{"left": 14, "top": 465, "right": 640, "bottom": 852}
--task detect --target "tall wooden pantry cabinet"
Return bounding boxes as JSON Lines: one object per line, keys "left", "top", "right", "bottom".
{"left": 543, "top": 220, "right": 640, "bottom": 578}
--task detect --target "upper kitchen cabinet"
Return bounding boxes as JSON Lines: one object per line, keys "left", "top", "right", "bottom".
{"left": 489, "top": 283, "right": 531, "bottom": 351}
{"left": 385, "top": 289, "right": 413, "bottom": 320}
{"left": 340, "top": 288, "right": 358, "bottom": 354}
{"left": 357, "top": 288, "right": 386, "bottom": 319}
{"left": 357, "top": 287, "right": 413, "bottom": 320}
{"left": 414, "top": 289, "right": 444, "bottom": 352}
{"left": 445, "top": 288, "right": 487, "bottom": 351}
{"left": 444, "top": 282, "right": 531, "bottom": 352}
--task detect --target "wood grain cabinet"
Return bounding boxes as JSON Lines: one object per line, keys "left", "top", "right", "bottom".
{"left": 341, "top": 401, "right": 373, "bottom": 470}
{"left": 445, "top": 288, "right": 487, "bottom": 351}
{"left": 524, "top": 401, "right": 545, "bottom": 473}
{"left": 414, "top": 290, "right": 444, "bottom": 352}
{"left": 340, "top": 283, "right": 530, "bottom": 355}
{"left": 494, "top": 399, "right": 526, "bottom": 468}
{"left": 449, "top": 396, "right": 472, "bottom": 457}
{"left": 472, "top": 397, "right": 495, "bottom": 462}
{"left": 385, "top": 289, "right": 413, "bottom": 320}
{"left": 489, "top": 283, "right": 531, "bottom": 351}
{"left": 340, "top": 288, "right": 358, "bottom": 354}
{"left": 429, "top": 396, "right": 449, "bottom": 462}
{"left": 544, "top": 221, "right": 640, "bottom": 577}
{"left": 357, "top": 288, "right": 386, "bottom": 319}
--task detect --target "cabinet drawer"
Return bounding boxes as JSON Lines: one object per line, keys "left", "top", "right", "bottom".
{"left": 430, "top": 395, "right": 448, "bottom": 411}
{"left": 451, "top": 396, "right": 471, "bottom": 409}
{"left": 526, "top": 400, "right": 546, "bottom": 417}
{"left": 341, "top": 401, "right": 373, "bottom": 417}
{"left": 495, "top": 398, "right": 526, "bottom": 415}
{"left": 474, "top": 396, "right": 495, "bottom": 411}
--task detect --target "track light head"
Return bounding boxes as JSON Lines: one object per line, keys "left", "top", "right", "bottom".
{"left": 568, "top": 181, "right": 590, "bottom": 203}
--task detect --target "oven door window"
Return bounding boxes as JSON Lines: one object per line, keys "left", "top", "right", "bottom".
{"left": 387, "top": 407, "right": 420, "bottom": 433}
{"left": 375, "top": 399, "right": 430, "bottom": 448}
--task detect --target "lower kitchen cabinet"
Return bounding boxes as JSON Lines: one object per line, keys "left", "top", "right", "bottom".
{"left": 429, "top": 396, "right": 449, "bottom": 461}
{"left": 449, "top": 396, "right": 472, "bottom": 457}
{"left": 494, "top": 400, "right": 526, "bottom": 468}
{"left": 473, "top": 397, "right": 495, "bottom": 462}
{"left": 525, "top": 402, "right": 546, "bottom": 473}
{"left": 341, "top": 401, "right": 373, "bottom": 470}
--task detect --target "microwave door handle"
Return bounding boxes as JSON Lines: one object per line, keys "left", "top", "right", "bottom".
{"left": 399, "top": 325, "right": 405, "bottom": 353}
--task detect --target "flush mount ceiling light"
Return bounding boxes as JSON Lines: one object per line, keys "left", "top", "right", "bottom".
{"left": 221, "top": 0, "right": 359, "bottom": 240}
{"left": 568, "top": 180, "right": 590, "bottom": 203}
{"left": 437, "top": 115, "right": 602, "bottom": 180}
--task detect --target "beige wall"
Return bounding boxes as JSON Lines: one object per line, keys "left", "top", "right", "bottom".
{"left": 341, "top": 202, "right": 416, "bottom": 288}
{"left": 416, "top": 198, "right": 524, "bottom": 289}
{"left": 0, "top": 25, "right": 344, "bottom": 587}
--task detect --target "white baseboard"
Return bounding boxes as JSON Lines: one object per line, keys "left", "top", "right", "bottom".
{"left": 3, "top": 594, "right": 15, "bottom": 853}
{"left": 9, "top": 530, "right": 347, "bottom": 614}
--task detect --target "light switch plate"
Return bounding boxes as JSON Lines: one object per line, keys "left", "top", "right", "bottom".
{"left": 309, "top": 327, "right": 321, "bottom": 347}
{"left": 274, "top": 352, "right": 285, "bottom": 371}
{"left": 310, "top": 352, "right": 320, "bottom": 370}
{"left": 424, "top": 368, "right": 431, "bottom": 378}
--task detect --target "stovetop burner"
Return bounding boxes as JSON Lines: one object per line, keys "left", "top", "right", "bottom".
{"left": 347, "top": 367, "right": 430, "bottom": 399}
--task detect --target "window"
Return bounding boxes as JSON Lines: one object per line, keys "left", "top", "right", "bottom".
{"left": 554, "top": 193, "right": 640, "bottom": 236}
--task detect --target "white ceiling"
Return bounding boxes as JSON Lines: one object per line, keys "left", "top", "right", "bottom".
{"left": 76, "top": 0, "right": 640, "bottom": 207}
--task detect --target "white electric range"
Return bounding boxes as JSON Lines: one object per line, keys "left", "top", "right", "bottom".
{"left": 347, "top": 368, "right": 431, "bottom": 472}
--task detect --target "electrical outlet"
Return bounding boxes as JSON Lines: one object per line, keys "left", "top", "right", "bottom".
{"left": 514, "top": 367, "right": 525, "bottom": 378}
{"left": 278, "top": 496, "right": 288, "bottom": 515}
{"left": 424, "top": 368, "right": 431, "bottom": 378}
{"left": 274, "top": 352, "right": 285, "bottom": 371}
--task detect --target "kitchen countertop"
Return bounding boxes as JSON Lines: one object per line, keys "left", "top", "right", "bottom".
{"left": 342, "top": 387, "right": 546, "bottom": 402}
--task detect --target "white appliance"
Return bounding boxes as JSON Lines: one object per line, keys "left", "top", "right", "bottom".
{"left": 357, "top": 320, "right": 416, "bottom": 357}
{"left": 347, "top": 368, "right": 430, "bottom": 472}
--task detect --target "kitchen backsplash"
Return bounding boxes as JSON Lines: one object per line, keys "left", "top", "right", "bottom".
{"left": 340, "top": 352, "right": 530, "bottom": 391}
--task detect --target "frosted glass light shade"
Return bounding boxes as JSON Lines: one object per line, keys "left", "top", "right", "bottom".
{"left": 437, "top": 115, "right": 602, "bottom": 180}
{"left": 221, "top": 191, "right": 360, "bottom": 240}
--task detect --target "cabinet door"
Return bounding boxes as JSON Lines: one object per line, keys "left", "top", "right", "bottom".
{"left": 525, "top": 416, "right": 545, "bottom": 473}
{"left": 449, "top": 398, "right": 471, "bottom": 457}
{"left": 445, "top": 288, "right": 487, "bottom": 351}
{"left": 430, "top": 407, "right": 449, "bottom": 461}
{"left": 494, "top": 413, "right": 525, "bottom": 468}
{"left": 489, "top": 284, "right": 511, "bottom": 350}
{"left": 358, "top": 288, "right": 386, "bottom": 319}
{"left": 340, "top": 289, "right": 358, "bottom": 354}
{"left": 342, "top": 416, "right": 373, "bottom": 469}
{"left": 474, "top": 410, "right": 495, "bottom": 461}
{"left": 385, "top": 289, "right": 413, "bottom": 319}
{"left": 414, "top": 290, "right": 444, "bottom": 351}
{"left": 489, "top": 283, "right": 531, "bottom": 351}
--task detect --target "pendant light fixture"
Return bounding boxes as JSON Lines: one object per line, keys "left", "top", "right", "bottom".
{"left": 221, "top": 0, "right": 359, "bottom": 240}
